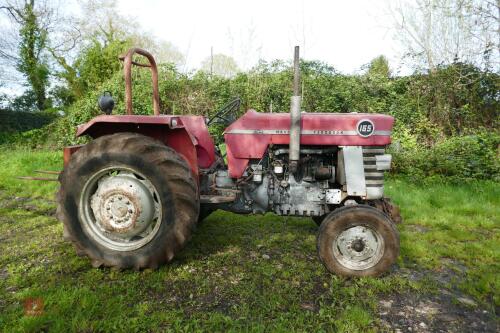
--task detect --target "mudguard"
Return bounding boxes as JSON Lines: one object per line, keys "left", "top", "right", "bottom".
{"left": 69, "top": 115, "right": 216, "bottom": 176}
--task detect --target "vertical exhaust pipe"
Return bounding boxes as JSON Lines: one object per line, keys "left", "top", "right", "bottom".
{"left": 289, "top": 46, "right": 301, "bottom": 173}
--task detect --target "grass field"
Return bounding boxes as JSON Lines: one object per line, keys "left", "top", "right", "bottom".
{"left": 0, "top": 149, "right": 498, "bottom": 332}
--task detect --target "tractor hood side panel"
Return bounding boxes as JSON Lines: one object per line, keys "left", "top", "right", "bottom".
{"left": 224, "top": 110, "right": 394, "bottom": 178}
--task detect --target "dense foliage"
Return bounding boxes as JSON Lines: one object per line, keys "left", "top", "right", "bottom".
{"left": 0, "top": 108, "right": 57, "bottom": 144}
{"left": 16, "top": 0, "right": 51, "bottom": 111}
{"left": 3, "top": 41, "right": 499, "bottom": 181}
{"left": 392, "top": 132, "right": 499, "bottom": 181}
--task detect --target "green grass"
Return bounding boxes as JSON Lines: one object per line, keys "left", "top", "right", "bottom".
{"left": 0, "top": 149, "right": 498, "bottom": 332}
{"left": 386, "top": 179, "right": 499, "bottom": 306}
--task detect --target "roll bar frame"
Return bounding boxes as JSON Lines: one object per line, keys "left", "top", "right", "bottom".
{"left": 119, "top": 48, "right": 162, "bottom": 116}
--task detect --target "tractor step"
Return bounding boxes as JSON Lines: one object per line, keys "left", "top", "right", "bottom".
{"left": 200, "top": 194, "right": 236, "bottom": 204}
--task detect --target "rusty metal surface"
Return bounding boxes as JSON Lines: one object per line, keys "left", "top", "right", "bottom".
{"left": 34, "top": 170, "right": 60, "bottom": 175}
{"left": 371, "top": 198, "right": 402, "bottom": 224}
{"left": 63, "top": 145, "right": 84, "bottom": 166}
{"left": 81, "top": 168, "right": 162, "bottom": 251}
{"left": 18, "top": 170, "right": 61, "bottom": 182}
{"left": 120, "top": 48, "right": 161, "bottom": 116}
{"left": 76, "top": 115, "right": 174, "bottom": 137}
{"left": 93, "top": 189, "right": 141, "bottom": 234}
{"left": 74, "top": 114, "right": 217, "bottom": 172}
{"left": 200, "top": 194, "right": 236, "bottom": 203}
{"left": 17, "top": 176, "right": 58, "bottom": 181}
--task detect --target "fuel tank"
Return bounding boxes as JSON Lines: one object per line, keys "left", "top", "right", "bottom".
{"left": 224, "top": 110, "right": 394, "bottom": 178}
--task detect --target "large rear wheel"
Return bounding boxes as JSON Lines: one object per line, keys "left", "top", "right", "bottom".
{"left": 312, "top": 215, "right": 326, "bottom": 226}
{"left": 57, "top": 133, "right": 199, "bottom": 269}
{"left": 317, "top": 205, "right": 399, "bottom": 277}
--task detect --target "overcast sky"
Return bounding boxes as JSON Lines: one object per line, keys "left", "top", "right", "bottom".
{"left": 116, "top": 0, "right": 401, "bottom": 74}
{"left": 0, "top": 0, "right": 405, "bottom": 96}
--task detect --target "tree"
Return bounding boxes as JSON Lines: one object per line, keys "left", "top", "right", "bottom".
{"left": 49, "top": 0, "right": 184, "bottom": 104}
{"left": 17, "top": 0, "right": 49, "bottom": 110}
{"left": 389, "top": 0, "right": 499, "bottom": 72}
{"left": 78, "top": 0, "right": 131, "bottom": 46}
{"left": 1, "top": 0, "right": 51, "bottom": 110}
{"left": 137, "top": 39, "right": 184, "bottom": 66}
{"left": 78, "top": 0, "right": 184, "bottom": 66}
{"left": 0, "top": 8, "right": 19, "bottom": 67}
{"left": 368, "top": 55, "right": 391, "bottom": 77}
{"left": 74, "top": 39, "right": 128, "bottom": 92}
{"left": 200, "top": 53, "right": 239, "bottom": 78}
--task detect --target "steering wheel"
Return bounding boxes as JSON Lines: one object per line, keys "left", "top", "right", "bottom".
{"left": 207, "top": 97, "right": 241, "bottom": 126}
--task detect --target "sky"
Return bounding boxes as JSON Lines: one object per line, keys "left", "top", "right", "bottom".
{"left": 115, "top": 0, "right": 401, "bottom": 74}
{"left": 0, "top": 0, "right": 404, "bottom": 97}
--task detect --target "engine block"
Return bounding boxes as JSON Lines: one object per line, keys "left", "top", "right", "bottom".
{"left": 210, "top": 145, "right": 391, "bottom": 217}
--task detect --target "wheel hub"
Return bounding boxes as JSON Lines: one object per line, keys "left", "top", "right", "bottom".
{"left": 333, "top": 225, "right": 384, "bottom": 270}
{"left": 80, "top": 168, "right": 162, "bottom": 251}
{"left": 90, "top": 173, "right": 155, "bottom": 239}
{"left": 351, "top": 238, "right": 365, "bottom": 252}
{"left": 101, "top": 191, "right": 139, "bottom": 233}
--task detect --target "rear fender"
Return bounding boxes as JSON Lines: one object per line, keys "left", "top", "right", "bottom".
{"left": 71, "top": 115, "right": 199, "bottom": 177}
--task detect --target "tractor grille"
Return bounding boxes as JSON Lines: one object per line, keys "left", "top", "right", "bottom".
{"left": 362, "top": 146, "right": 385, "bottom": 188}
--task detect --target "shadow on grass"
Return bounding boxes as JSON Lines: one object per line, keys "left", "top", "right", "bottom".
{"left": 175, "top": 209, "right": 318, "bottom": 264}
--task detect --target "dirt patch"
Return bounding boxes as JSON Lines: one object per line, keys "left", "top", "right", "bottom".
{"left": 395, "top": 264, "right": 466, "bottom": 287}
{"left": 0, "top": 194, "right": 28, "bottom": 208}
{"left": 377, "top": 264, "right": 498, "bottom": 332}
{"left": 0, "top": 191, "right": 56, "bottom": 214}
{"left": 378, "top": 291, "right": 498, "bottom": 333}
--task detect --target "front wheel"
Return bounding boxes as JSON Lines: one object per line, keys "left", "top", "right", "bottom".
{"left": 317, "top": 205, "right": 399, "bottom": 277}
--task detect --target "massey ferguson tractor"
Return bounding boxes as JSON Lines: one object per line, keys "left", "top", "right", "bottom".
{"left": 55, "top": 47, "right": 401, "bottom": 277}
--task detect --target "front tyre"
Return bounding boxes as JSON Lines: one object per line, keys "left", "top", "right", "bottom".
{"left": 317, "top": 205, "right": 399, "bottom": 277}
{"left": 57, "top": 133, "right": 199, "bottom": 269}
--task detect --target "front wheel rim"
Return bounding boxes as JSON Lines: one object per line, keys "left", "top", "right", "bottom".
{"left": 332, "top": 225, "right": 384, "bottom": 270}
{"left": 79, "top": 166, "right": 162, "bottom": 251}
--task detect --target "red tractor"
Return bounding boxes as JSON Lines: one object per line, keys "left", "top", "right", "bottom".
{"left": 57, "top": 47, "right": 401, "bottom": 277}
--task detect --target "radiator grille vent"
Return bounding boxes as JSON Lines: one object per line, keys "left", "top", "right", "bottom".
{"left": 362, "top": 146, "right": 385, "bottom": 188}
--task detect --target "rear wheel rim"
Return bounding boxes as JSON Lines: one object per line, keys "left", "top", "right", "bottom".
{"left": 332, "top": 225, "right": 384, "bottom": 270}
{"left": 79, "top": 166, "right": 162, "bottom": 251}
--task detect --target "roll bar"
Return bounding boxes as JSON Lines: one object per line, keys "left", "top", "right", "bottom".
{"left": 119, "top": 48, "right": 161, "bottom": 116}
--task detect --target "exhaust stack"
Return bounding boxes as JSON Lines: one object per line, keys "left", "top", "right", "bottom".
{"left": 289, "top": 46, "right": 301, "bottom": 173}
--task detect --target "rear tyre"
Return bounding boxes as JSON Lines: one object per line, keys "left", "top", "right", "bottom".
{"left": 312, "top": 215, "right": 326, "bottom": 226}
{"left": 317, "top": 205, "right": 399, "bottom": 277}
{"left": 57, "top": 132, "right": 199, "bottom": 269}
